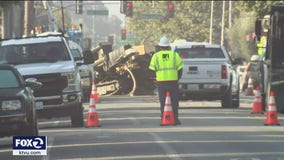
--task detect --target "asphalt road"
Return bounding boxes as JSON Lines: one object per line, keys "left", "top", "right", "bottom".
{"left": 1, "top": 92, "right": 284, "bottom": 160}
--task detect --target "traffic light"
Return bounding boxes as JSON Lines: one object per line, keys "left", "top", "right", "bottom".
{"left": 76, "top": 0, "right": 83, "bottom": 14}
{"left": 125, "top": 1, "right": 133, "bottom": 17}
{"left": 167, "top": 2, "right": 174, "bottom": 18}
{"left": 108, "top": 35, "right": 114, "bottom": 44}
{"left": 121, "top": 29, "right": 126, "bottom": 40}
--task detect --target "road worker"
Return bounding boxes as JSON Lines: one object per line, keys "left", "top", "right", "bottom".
{"left": 243, "top": 54, "right": 261, "bottom": 90}
{"left": 149, "top": 36, "right": 184, "bottom": 125}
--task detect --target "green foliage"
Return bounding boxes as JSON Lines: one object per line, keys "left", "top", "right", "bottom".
{"left": 128, "top": 1, "right": 192, "bottom": 44}
{"left": 228, "top": 1, "right": 284, "bottom": 61}
{"left": 227, "top": 11, "right": 257, "bottom": 60}
{"left": 240, "top": 1, "right": 284, "bottom": 18}
{"left": 126, "top": 1, "right": 239, "bottom": 45}
{"left": 125, "top": 1, "right": 284, "bottom": 61}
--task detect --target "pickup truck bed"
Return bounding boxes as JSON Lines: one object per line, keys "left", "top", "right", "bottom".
{"left": 179, "top": 59, "right": 230, "bottom": 100}
{"left": 172, "top": 42, "right": 240, "bottom": 108}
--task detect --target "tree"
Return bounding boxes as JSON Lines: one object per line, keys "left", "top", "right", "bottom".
{"left": 227, "top": 11, "right": 257, "bottom": 60}
{"left": 126, "top": 1, "right": 192, "bottom": 45}
{"left": 240, "top": 1, "right": 284, "bottom": 18}
{"left": 228, "top": 1, "right": 284, "bottom": 61}
{"left": 125, "top": 1, "right": 237, "bottom": 45}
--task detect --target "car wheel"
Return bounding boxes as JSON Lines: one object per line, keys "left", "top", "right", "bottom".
{"left": 221, "top": 86, "right": 233, "bottom": 108}
{"left": 232, "top": 90, "right": 240, "bottom": 108}
{"left": 71, "top": 105, "right": 84, "bottom": 127}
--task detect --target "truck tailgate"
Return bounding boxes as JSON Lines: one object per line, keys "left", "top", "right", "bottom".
{"left": 180, "top": 59, "right": 227, "bottom": 83}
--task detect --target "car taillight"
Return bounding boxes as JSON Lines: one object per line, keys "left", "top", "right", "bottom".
{"left": 221, "top": 65, "right": 228, "bottom": 79}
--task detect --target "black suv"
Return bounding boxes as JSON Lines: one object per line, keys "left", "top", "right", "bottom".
{"left": 0, "top": 64, "right": 42, "bottom": 137}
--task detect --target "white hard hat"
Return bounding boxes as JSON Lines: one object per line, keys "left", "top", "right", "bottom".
{"left": 250, "top": 54, "right": 259, "bottom": 61}
{"left": 158, "top": 36, "right": 170, "bottom": 47}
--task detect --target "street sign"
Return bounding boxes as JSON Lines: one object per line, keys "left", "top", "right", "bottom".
{"left": 142, "top": 14, "right": 164, "bottom": 19}
{"left": 87, "top": 10, "right": 109, "bottom": 16}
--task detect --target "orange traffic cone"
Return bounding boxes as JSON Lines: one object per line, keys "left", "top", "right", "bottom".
{"left": 246, "top": 77, "right": 254, "bottom": 96}
{"left": 251, "top": 86, "right": 263, "bottom": 114}
{"left": 264, "top": 91, "right": 280, "bottom": 126}
{"left": 160, "top": 91, "right": 176, "bottom": 126}
{"left": 86, "top": 93, "right": 101, "bottom": 127}
{"left": 91, "top": 81, "right": 100, "bottom": 103}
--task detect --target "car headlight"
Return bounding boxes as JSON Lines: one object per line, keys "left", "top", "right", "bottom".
{"left": 62, "top": 72, "right": 78, "bottom": 92}
{"left": 2, "top": 100, "right": 21, "bottom": 111}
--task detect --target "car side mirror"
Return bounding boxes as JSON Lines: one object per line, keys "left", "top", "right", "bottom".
{"left": 83, "top": 50, "right": 94, "bottom": 64}
{"left": 25, "top": 78, "right": 42, "bottom": 90}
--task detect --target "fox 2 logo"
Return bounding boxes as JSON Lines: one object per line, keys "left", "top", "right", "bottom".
{"left": 13, "top": 136, "right": 47, "bottom": 150}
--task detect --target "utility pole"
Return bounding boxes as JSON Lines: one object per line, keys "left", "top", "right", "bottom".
{"left": 221, "top": 1, "right": 225, "bottom": 45}
{"left": 24, "top": 1, "right": 29, "bottom": 36}
{"left": 43, "top": 1, "right": 59, "bottom": 32}
{"left": 209, "top": 0, "right": 214, "bottom": 44}
{"left": 61, "top": 0, "right": 65, "bottom": 33}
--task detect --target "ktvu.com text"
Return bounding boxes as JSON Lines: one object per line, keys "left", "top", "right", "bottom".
{"left": 13, "top": 149, "right": 46, "bottom": 156}
{"left": 13, "top": 136, "right": 47, "bottom": 156}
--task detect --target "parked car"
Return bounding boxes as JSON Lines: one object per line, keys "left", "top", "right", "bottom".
{"left": 0, "top": 64, "right": 42, "bottom": 137}
{"left": 68, "top": 40, "right": 94, "bottom": 102}
{"left": 172, "top": 42, "right": 240, "bottom": 108}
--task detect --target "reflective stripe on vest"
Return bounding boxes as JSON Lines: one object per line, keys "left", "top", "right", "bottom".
{"left": 154, "top": 51, "right": 179, "bottom": 81}
{"left": 155, "top": 51, "right": 176, "bottom": 71}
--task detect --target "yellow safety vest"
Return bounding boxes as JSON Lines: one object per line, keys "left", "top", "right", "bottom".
{"left": 149, "top": 50, "right": 184, "bottom": 81}
{"left": 257, "top": 36, "right": 266, "bottom": 56}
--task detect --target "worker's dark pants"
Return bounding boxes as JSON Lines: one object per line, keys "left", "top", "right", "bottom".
{"left": 156, "top": 81, "right": 179, "bottom": 120}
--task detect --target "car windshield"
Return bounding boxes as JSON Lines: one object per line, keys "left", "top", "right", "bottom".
{"left": 0, "top": 42, "right": 71, "bottom": 64}
{"left": 0, "top": 69, "right": 19, "bottom": 88}
{"left": 175, "top": 48, "right": 225, "bottom": 59}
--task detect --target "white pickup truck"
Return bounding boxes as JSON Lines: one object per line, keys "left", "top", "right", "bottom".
{"left": 172, "top": 42, "right": 240, "bottom": 108}
{"left": 0, "top": 33, "right": 94, "bottom": 127}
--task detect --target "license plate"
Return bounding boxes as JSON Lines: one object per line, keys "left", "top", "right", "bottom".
{"left": 188, "top": 84, "right": 199, "bottom": 91}
{"left": 36, "top": 101, "right": 43, "bottom": 110}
